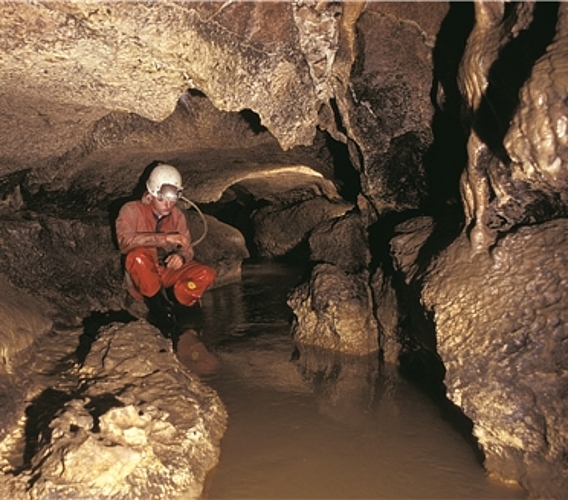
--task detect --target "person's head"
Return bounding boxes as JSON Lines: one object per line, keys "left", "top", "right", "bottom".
{"left": 146, "top": 163, "right": 183, "bottom": 216}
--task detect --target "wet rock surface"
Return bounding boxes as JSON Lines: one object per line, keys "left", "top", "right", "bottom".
{"left": 0, "top": 276, "right": 54, "bottom": 444}
{"left": 457, "top": 2, "right": 568, "bottom": 253}
{"left": 0, "top": 275, "right": 53, "bottom": 372}
{"left": 422, "top": 219, "right": 568, "bottom": 498}
{"left": 0, "top": 320, "right": 227, "bottom": 500}
{"left": 0, "top": 206, "right": 248, "bottom": 328}
{"left": 288, "top": 263, "right": 379, "bottom": 355}
{"left": 345, "top": 3, "right": 447, "bottom": 213}
{"left": 253, "top": 196, "right": 353, "bottom": 258}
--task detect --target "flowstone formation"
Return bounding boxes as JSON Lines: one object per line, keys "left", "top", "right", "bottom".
{"left": 0, "top": 321, "right": 227, "bottom": 500}
{"left": 457, "top": 1, "right": 568, "bottom": 253}
{"left": 422, "top": 220, "right": 568, "bottom": 498}
{"left": 420, "top": 1, "right": 568, "bottom": 496}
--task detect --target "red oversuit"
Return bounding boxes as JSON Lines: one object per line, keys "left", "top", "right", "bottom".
{"left": 116, "top": 198, "right": 216, "bottom": 307}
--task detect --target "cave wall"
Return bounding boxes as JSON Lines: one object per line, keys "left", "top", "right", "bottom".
{"left": 0, "top": 0, "right": 448, "bottom": 334}
{"left": 420, "top": 2, "right": 568, "bottom": 497}
{"left": 423, "top": 220, "right": 568, "bottom": 498}
{"left": 458, "top": 1, "right": 568, "bottom": 252}
{"left": 343, "top": 2, "right": 447, "bottom": 213}
{"left": 1, "top": 2, "right": 567, "bottom": 498}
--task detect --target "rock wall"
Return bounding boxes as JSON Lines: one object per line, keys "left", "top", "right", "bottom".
{"left": 419, "top": 3, "right": 568, "bottom": 495}
{"left": 0, "top": 1, "right": 447, "bottom": 218}
{"left": 458, "top": 1, "right": 568, "bottom": 252}
{"left": 422, "top": 219, "right": 568, "bottom": 498}
{"left": 344, "top": 3, "right": 446, "bottom": 213}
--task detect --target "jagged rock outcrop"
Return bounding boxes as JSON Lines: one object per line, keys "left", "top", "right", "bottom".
{"left": 309, "top": 210, "right": 371, "bottom": 274}
{"left": 432, "top": 4, "right": 568, "bottom": 493}
{"left": 287, "top": 207, "right": 378, "bottom": 355}
{"left": 339, "top": 3, "right": 449, "bottom": 213}
{"left": 253, "top": 195, "right": 352, "bottom": 258}
{"left": 0, "top": 208, "right": 247, "bottom": 327}
{"left": 0, "top": 276, "right": 53, "bottom": 373}
{"left": 0, "top": 277, "right": 47, "bottom": 444}
{"left": 1, "top": 321, "right": 227, "bottom": 500}
{"left": 376, "top": 216, "right": 439, "bottom": 365}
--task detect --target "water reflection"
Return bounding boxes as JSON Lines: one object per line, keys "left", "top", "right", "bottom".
{"left": 183, "top": 260, "right": 526, "bottom": 499}
{"left": 176, "top": 329, "right": 220, "bottom": 376}
{"left": 295, "top": 344, "right": 380, "bottom": 429}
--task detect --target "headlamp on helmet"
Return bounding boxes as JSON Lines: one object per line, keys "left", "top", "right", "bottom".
{"left": 156, "top": 183, "right": 182, "bottom": 203}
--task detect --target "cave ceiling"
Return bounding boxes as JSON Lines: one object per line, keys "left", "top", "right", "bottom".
{"left": 0, "top": 0, "right": 449, "bottom": 215}
{"left": 0, "top": 0, "right": 339, "bottom": 208}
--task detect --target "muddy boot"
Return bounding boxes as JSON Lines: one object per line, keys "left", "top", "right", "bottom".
{"left": 145, "top": 289, "right": 177, "bottom": 338}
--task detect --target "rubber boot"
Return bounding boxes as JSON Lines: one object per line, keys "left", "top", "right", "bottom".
{"left": 145, "top": 289, "right": 177, "bottom": 338}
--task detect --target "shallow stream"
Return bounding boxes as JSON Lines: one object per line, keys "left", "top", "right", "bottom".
{"left": 187, "top": 260, "right": 527, "bottom": 499}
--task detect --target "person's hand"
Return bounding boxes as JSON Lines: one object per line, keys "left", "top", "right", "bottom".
{"left": 165, "top": 253, "right": 184, "bottom": 270}
{"left": 166, "top": 233, "right": 190, "bottom": 250}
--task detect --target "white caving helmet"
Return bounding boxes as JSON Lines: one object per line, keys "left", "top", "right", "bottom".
{"left": 146, "top": 164, "right": 183, "bottom": 202}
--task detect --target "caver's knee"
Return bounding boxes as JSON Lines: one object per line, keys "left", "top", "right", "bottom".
{"left": 173, "top": 263, "right": 217, "bottom": 306}
{"left": 178, "top": 262, "right": 216, "bottom": 287}
{"left": 193, "top": 264, "right": 217, "bottom": 287}
{"left": 125, "top": 248, "right": 155, "bottom": 273}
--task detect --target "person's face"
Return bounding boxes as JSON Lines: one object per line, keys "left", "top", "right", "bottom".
{"left": 151, "top": 195, "right": 177, "bottom": 217}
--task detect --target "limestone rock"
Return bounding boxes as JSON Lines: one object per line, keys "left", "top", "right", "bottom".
{"left": 27, "top": 321, "right": 227, "bottom": 500}
{"left": 422, "top": 219, "right": 568, "bottom": 498}
{"left": 0, "top": 0, "right": 446, "bottom": 221}
{"left": 370, "top": 269, "right": 401, "bottom": 365}
{"left": 0, "top": 209, "right": 247, "bottom": 327}
{"left": 308, "top": 210, "right": 371, "bottom": 273}
{"left": 390, "top": 216, "right": 435, "bottom": 285}
{"left": 340, "top": 3, "right": 448, "bottom": 214}
{"left": 0, "top": 214, "right": 123, "bottom": 326}
{"left": 457, "top": 2, "right": 568, "bottom": 252}
{"left": 0, "top": 1, "right": 319, "bottom": 162}
{"left": 252, "top": 195, "right": 352, "bottom": 259}
{"left": 0, "top": 275, "right": 53, "bottom": 373}
{"left": 0, "top": 276, "right": 49, "bottom": 463}
{"left": 288, "top": 263, "right": 379, "bottom": 355}
{"left": 502, "top": 2, "right": 568, "bottom": 222}
{"left": 189, "top": 212, "right": 249, "bottom": 287}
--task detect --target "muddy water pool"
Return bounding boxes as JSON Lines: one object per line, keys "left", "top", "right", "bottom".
{"left": 191, "top": 260, "right": 527, "bottom": 500}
